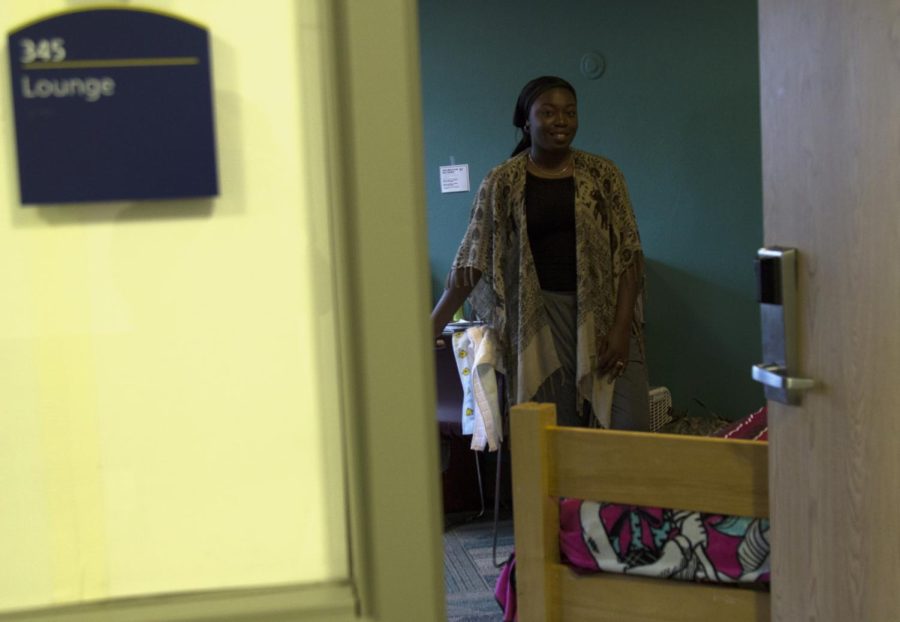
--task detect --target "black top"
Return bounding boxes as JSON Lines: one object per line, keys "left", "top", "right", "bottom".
{"left": 525, "top": 172, "right": 576, "bottom": 292}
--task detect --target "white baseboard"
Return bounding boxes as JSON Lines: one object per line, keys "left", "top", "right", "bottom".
{"left": 0, "top": 581, "right": 357, "bottom": 622}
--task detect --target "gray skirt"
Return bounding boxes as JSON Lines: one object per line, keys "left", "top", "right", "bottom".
{"left": 532, "top": 290, "right": 650, "bottom": 431}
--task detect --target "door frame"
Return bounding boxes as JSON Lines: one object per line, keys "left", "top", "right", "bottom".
{"left": 0, "top": 1, "right": 444, "bottom": 621}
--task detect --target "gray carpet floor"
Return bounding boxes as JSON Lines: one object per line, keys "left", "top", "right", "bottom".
{"left": 443, "top": 514, "right": 514, "bottom": 622}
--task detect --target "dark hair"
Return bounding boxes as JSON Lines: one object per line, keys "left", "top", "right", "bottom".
{"left": 511, "top": 76, "right": 577, "bottom": 157}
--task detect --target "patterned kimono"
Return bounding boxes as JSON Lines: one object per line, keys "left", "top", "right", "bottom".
{"left": 451, "top": 150, "right": 643, "bottom": 427}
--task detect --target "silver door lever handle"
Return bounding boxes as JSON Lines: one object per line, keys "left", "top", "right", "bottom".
{"left": 752, "top": 363, "right": 815, "bottom": 391}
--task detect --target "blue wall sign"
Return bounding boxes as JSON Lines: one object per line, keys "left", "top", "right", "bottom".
{"left": 8, "top": 8, "right": 219, "bottom": 204}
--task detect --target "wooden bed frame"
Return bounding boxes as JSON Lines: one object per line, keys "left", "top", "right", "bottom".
{"left": 510, "top": 402, "right": 770, "bottom": 622}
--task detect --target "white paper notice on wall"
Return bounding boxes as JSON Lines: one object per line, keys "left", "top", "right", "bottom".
{"left": 440, "top": 164, "right": 470, "bottom": 193}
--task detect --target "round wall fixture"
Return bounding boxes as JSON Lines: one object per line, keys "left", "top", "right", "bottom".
{"left": 580, "top": 52, "right": 606, "bottom": 79}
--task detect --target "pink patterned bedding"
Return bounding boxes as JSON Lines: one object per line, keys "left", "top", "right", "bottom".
{"left": 559, "top": 500, "right": 769, "bottom": 583}
{"left": 495, "top": 407, "right": 769, "bottom": 621}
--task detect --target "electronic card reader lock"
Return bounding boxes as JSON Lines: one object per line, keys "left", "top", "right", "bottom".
{"left": 752, "top": 247, "right": 815, "bottom": 405}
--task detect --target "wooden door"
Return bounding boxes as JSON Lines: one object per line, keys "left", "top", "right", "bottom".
{"left": 759, "top": 1, "right": 900, "bottom": 619}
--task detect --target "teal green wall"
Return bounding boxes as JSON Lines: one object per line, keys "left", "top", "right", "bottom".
{"left": 420, "top": 0, "right": 764, "bottom": 420}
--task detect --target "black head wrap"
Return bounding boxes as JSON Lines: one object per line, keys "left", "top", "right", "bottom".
{"left": 510, "top": 76, "right": 577, "bottom": 157}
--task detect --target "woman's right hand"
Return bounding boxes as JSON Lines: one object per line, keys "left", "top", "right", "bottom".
{"left": 430, "top": 267, "right": 481, "bottom": 348}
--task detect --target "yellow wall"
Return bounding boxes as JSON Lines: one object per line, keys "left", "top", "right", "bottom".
{"left": 0, "top": 0, "right": 347, "bottom": 611}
